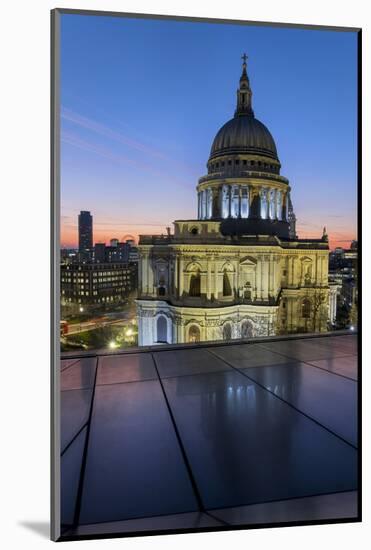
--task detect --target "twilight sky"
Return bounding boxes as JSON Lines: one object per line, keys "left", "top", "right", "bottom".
{"left": 60, "top": 13, "right": 358, "bottom": 249}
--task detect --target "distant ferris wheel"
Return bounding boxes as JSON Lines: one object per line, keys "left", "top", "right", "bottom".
{"left": 122, "top": 234, "right": 136, "bottom": 242}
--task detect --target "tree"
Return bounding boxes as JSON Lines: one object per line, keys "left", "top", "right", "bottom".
{"left": 310, "top": 290, "right": 328, "bottom": 332}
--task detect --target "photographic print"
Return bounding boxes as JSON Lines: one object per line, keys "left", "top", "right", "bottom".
{"left": 52, "top": 9, "right": 360, "bottom": 541}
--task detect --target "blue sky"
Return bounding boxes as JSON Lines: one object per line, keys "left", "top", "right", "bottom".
{"left": 60, "top": 13, "right": 358, "bottom": 248}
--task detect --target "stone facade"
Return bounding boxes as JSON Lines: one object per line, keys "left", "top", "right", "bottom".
{"left": 136, "top": 222, "right": 330, "bottom": 345}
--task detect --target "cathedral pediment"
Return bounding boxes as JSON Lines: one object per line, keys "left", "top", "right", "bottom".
{"left": 239, "top": 256, "right": 257, "bottom": 266}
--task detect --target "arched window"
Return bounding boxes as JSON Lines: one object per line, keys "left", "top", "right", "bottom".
{"left": 189, "top": 270, "right": 201, "bottom": 297}
{"left": 302, "top": 299, "right": 311, "bottom": 319}
{"left": 241, "top": 320, "right": 254, "bottom": 339}
{"left": 156, "top": 316, "right": 168, "bottom": 343}
{"left": 223, "top": 323, "right": 232, "bottom": 341}
{"left": 188, "top": 325, "right": 201, "bottom": 343}
{"left": 223, "top": 269, "right": 232, "bottom": 296}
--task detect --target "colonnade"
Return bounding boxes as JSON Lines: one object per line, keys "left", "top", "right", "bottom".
{"left": 198, "top": 184, "right": 285, "bottom": 221}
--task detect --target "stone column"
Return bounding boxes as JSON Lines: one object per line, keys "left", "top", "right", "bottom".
{"left": 262, "top": 255, "right": 269, "bottom": 301}
{"left": 236, "top": 256, "right": 240, "bottom": 298}
{"left": 145, "top": 252, "right": 149, "bottom": 294}
{"left": 293, "top": 256, "right": 298, "bottom": 287}
{"left": 148, "top": 256, "right": 154, "bottom": 295}
{"left": 167, "top": 258, "right": 171, "bottom": 296}
{"left": 174, "top": 254, "right": 178, "bottom": 297}
{"left": 214, "top": 260, "right": 218, "bottom": 299}
{"left": 207, "top": 188, "right": 212, "bottom": 219}
{"left": 256, "top": 257, "right": 262, "bottom": 300}
{"left": 207, "top": 257, "right": 212, "bottom": 300}
{"left": 315, "top": 255, "right": 320, "bottom": 285}
{"left": 291, "top": 256, "right": 296, "bottom": 287}
{"left": 179, "top": 255, "right": 184, "bottom": 297}
{"left": 267, "top": 192, "right": 271, "bottom": 220}
{"left": 286, "top": 257, "right": 290, "bottom": 288}
{"left": 268, "top": 256, "right": 274, "bottom": 297}
{"left": 272, "top": 257, "right": 277, "bottom": 299}
{"left": 288, "top": 297, "right": 293, "bottom": 331}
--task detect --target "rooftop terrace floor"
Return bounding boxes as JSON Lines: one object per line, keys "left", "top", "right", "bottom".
{"left": 59, "top": 332, "right": 358, "bottom": 540}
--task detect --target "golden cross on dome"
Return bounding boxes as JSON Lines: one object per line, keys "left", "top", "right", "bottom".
{"left": 241, "top": 53, "right": 248, "bottom": 64}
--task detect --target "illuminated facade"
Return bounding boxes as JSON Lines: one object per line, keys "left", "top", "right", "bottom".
{"left": 61, "top": 262, "right": 136, "bottom": 315}
{"left": 137, "top": 56, "right": 335, "bottom": 345}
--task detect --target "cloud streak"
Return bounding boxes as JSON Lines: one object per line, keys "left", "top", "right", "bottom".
{"left": 61, "top": 106, "right": 168, "bottom": 160}
{"left": 61, "top": 130, "right": 191, "bottom": 188}
{"left": 61, "top": 106, "right": 199, "bottom": 180}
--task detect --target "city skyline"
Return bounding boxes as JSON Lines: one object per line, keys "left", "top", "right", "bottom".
{"left": 60, "top": 14, "right": 357, "bottom": 249}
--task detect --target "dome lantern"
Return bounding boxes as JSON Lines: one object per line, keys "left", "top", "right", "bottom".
{"left": 235, "top": 53, "right": 254, "bottom": 118}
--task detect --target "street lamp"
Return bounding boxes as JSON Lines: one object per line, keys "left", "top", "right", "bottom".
{"left": 109, "top": 341, "right": 117, "bottom": 349}
{"left": 79, "top": 306, "right": 84, "bottom": 313}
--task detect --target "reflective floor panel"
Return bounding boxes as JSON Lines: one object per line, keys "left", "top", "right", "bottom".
{"left": 258, "top": 339, "right": 353, "bottom": 362}
{"left": 79, "top": 379, "right": 198, "bottom": 524}
{"left": 61, "top": 357, "right": 97, "bottom": 391}
{"left": 209, "top": 344, "right": 291, "bottom": 368}
{"left": 154, "top": 348, "right": 232, "bottom": 378}
{"left": 240, "top": 362, "right": 357, "bottom": 446}
{"left": 162, "top": 369, "right": 357, "bottom": 510}
{"left": 61, "top": 388, "right": 92, "bottom": 452}
{"left": 97, "top": 353, "right": 157, "bottom": 385}
{"left": 307, "top": 355, "right": 358, "bottom": 381}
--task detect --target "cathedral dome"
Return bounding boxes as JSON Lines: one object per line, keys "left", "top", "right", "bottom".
{"left": 196, "top": 55, "right": 292, "bottom": 239}
{"left": 209, "top": 115, "right": 278, "bottom": 161}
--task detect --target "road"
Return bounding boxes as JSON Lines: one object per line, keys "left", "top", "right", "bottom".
{"left": 65, "top": 314, "right": 135, "bottom": 335}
